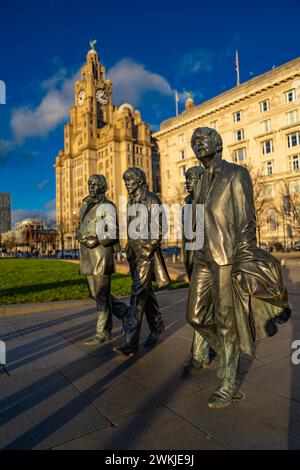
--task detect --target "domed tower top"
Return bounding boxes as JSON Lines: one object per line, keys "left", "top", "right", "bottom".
{"left": 185, "top": 96, "right": 195, "bottom": 110}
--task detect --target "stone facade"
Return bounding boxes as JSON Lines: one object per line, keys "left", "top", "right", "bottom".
{"left": 154, "top": 58, "right": 300, "bottom": 247}
{"left": 55, "top": 47, "right": 158, "bottom": 249}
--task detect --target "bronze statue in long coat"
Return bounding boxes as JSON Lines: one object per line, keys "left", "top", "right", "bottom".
{"left": 187, "top": 127, "right": 290, "bottom": 408}
{"left": 78, "top": 174, "right": 128, "bottom": 346}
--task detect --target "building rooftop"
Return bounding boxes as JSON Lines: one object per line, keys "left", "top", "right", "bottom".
{"left": 156, "top": 57, "right": 300, "bottom": 135}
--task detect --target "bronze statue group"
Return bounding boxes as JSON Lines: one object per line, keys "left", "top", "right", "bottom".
{"left": 78, "top": 127, "right": 291, "bottom": 409}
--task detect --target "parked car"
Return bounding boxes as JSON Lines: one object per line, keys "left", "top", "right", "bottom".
{"left": 271, "top": 242, "right": 284, "bottom": 252}
{"left": 294, "top": 243, "right": 300, "bottom": 251}
{"left": 56, "top": 250, "right": 79, "bottom": 259}
{"left": 162, "top": 246, "right": 181, "bottom": 256}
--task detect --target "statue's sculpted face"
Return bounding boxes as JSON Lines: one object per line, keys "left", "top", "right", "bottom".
{"left": 185, "top": 174, "right": 199, "bottom": 194}
{"left": 124, "top": 175, "right": 143, "bottom": 195}
{"left": 192, "top": 133, "right": 217, "bottom": 162}
{"left": 88, "top": 177, "right": 105, "bottom": 197}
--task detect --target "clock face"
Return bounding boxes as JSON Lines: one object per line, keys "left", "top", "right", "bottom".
{"left": 96, "top": 88, "right": 109, "bottom": 105}
{"left": 77, "top": 90, "right": 86, "bottom": 106}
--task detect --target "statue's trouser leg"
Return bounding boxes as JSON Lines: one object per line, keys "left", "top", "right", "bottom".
{"left": 191, "top": 330, "right": 210, "bottom": 363}
{"left": 187, "top": 260, "right": 211, "bottom": 363}
{"left": 145, "top": 287, "right": 164, "bottom": 333}
{"left": 111, "top": 296, "right": 130, "bottom": 319}
{"left": 87, "top": 274, "right": 112, "bottom": 338}
{"left": 187, "top": 261, "right": 220, "bottom": 356}
{"left": 212, "top": 264, "right": 240, "bottom": 384}
{"left": 187, "top": 261, "right": 240, "bottom": 383}
{"left": 124, "top": 254, "right": 156, "bottom": 348}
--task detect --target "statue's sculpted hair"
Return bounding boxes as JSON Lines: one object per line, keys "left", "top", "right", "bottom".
{"left": 185, "top": 166, "right": 203, "bottom": 179}
{"left": 123, "top": 167, "right": 147, "bottom": 184}
{"left": 88, "top": 174, "right": 107, "bottom": 192}
{"left": 191, "top": 127, "right": 223, "bottom": 153}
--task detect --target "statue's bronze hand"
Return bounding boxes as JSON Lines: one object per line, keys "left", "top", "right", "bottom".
{"left": 80, "top": 236, "right": 99, "bottom": 249}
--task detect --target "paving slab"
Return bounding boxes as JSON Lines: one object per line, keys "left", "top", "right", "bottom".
{"left": 53, "top": 406, "right": 225, "bottom": 450}
{"left": 0, "top": 368, "right": 110, "bottom": 449}
{"left": 244, "top": 355, "right": 300, "bottom": 403}
{"left": 4, "top": 331, "right": 88, "bottom": 374}
{"left": 166, "top": 381, "right": 300, "bottom": 449}
{"left": 58, "top": 349, "right": 199, "bottom": 423}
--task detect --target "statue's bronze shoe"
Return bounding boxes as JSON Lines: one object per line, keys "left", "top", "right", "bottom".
{"left": 208, "top": 381, "right": 238, "bottom": 408}
{"left": 113, "top": 344, "right": 138, "bottom": 357}
{"left": 182, "top": 357, "right": 210, "bottom": 375}
{"left": 84, "top": 331, "right": 112, "bottom": 346}
{"left": 84, "top": 335, "right": 106, "bottom": 346}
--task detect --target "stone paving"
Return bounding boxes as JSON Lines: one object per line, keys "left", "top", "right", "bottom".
{"left": 0, "top": 263, "right": 300, "bottom": 450}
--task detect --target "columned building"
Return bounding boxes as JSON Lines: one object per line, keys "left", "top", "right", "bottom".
{"left": 0, "top": 192, "right": 11, "bottom": 234}
{"left": 55, "top": 46, "right": 158, "bottom": 249}
{"left": 154, "top": 58, "right": 300, "bottom": 247}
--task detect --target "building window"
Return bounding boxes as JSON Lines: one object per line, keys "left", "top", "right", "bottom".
{"left": 265, "top": 161, "right": 274, "bottom": 175}
{"left": 181, "top": 165, "right": 186, "bottom": 177}
{"left": 286, "top": 110, "right": 298, "bottom": 125}
{"left": 233, "top": 148, "right": 246, "bottom": 162}
{"left": 262, "top": 140, "right": 274, "bottom": 155}
{"left": 289, "top": 154, "right": 300, "bottom": 171}
{"left": 233, "top": 111, "right": 242, "bottom": 122}
{"left": 210, "top": 120, "right": 218, "bottom": 130}
{"left": 261, "top": 119, "right": 271, "bottom": 133}
{"left": 179, "top": 149, "right": 185, "bottom": 160}
{"left": 287, "top": 131, "right": 300, "bottom": 148}
{"left": 178, "top": 134, "right": 184, "bottom": 145}
{"left": 235, "top": 129, "right": 244, "bottom": 142}
{"left": 284, "top": 89, "right": 296, "bottom": 103}
{"left": 267, "top": 209, "right": 277, "bottom": 231}
{"left": 260, "top": 99, "right": 270, "bottom": 113}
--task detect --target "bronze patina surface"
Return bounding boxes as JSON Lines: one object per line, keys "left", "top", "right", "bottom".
{"left": 78, "top": 174, "right": 127, "bottom": 346}
{"left": 186, "top": 127, "right": 291, "bottom": 408}
{"left": 113, "top": 167, "right": 170, "bottom": 357}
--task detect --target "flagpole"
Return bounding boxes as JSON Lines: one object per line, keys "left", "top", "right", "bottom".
{"left": 235, "top": 49, "right": 240, "bottom": 86}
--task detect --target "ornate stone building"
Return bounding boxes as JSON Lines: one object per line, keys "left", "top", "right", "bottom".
{"left": 55, "top": 46, "right": 159, "bottom": 249}
{"left": 154, "top": 58, "right": 300, "bottom": 247}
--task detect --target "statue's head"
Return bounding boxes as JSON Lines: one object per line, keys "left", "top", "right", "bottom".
{"left": 88, "top": 174, "right": 107, "bottom": 197}
{"left": 185, "top": 166, "right": 203, "bottom": 194}
{"left": 191, "top": 127, "right": 222, "bottom": 167}
{"left": 123, "top": 167, "right": 146, "bottom": 195}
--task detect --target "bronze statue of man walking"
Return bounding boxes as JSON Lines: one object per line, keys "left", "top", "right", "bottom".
{"left": 187, "top": 127, "right": 290, "bottom": 408}
{"left": 113, "top": 167, "right": 170, "bottom": 357}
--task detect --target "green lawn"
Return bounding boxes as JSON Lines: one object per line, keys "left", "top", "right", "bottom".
{"left": 0, "top": 259, "right": 187, "bottom": 305}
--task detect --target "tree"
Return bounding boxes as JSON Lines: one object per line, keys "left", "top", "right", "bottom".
{"left": 56, "top": 218, "right": 67, "bottom": 257}
{"left": 278, "top": 179, "right": 300, "bottom": 245}
{"left": 245, "top": 163, "right": 271, "bottom": 246}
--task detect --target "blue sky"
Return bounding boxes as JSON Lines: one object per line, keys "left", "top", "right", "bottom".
{"left": 1, "top": 0, "right": 300, "bottom": 226}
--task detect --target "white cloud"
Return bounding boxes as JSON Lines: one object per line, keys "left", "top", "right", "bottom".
{"left": 41, "top": 67, "right": 68, "bottom": 90}
{"left": 36, "top": 179, "right": 50, "bottom": 190}
{"left": 11, "top": 69, "right": 79, "bottom": 143}
{"left": 182, "top": 49, "right": 214, "bottom": 74}
{"left": 0, "top": 139, "right": 15, "bottom": 159}
{"left": 107, "top": 59, "right": 174, "bottom": 106}
{"left": 12, "top": 199, "right": 56, "bottom": 229}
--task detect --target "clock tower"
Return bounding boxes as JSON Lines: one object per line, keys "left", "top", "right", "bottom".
{"left": 55, "top": 44, "right": 158, "bottom": 250}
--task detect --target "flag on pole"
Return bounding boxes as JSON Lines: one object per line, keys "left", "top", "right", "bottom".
{"left": 235, "top": 49, "right": 240, "bottom": 86}
{"left": 175, "top": 90, "right": 179, "bottom": 116}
